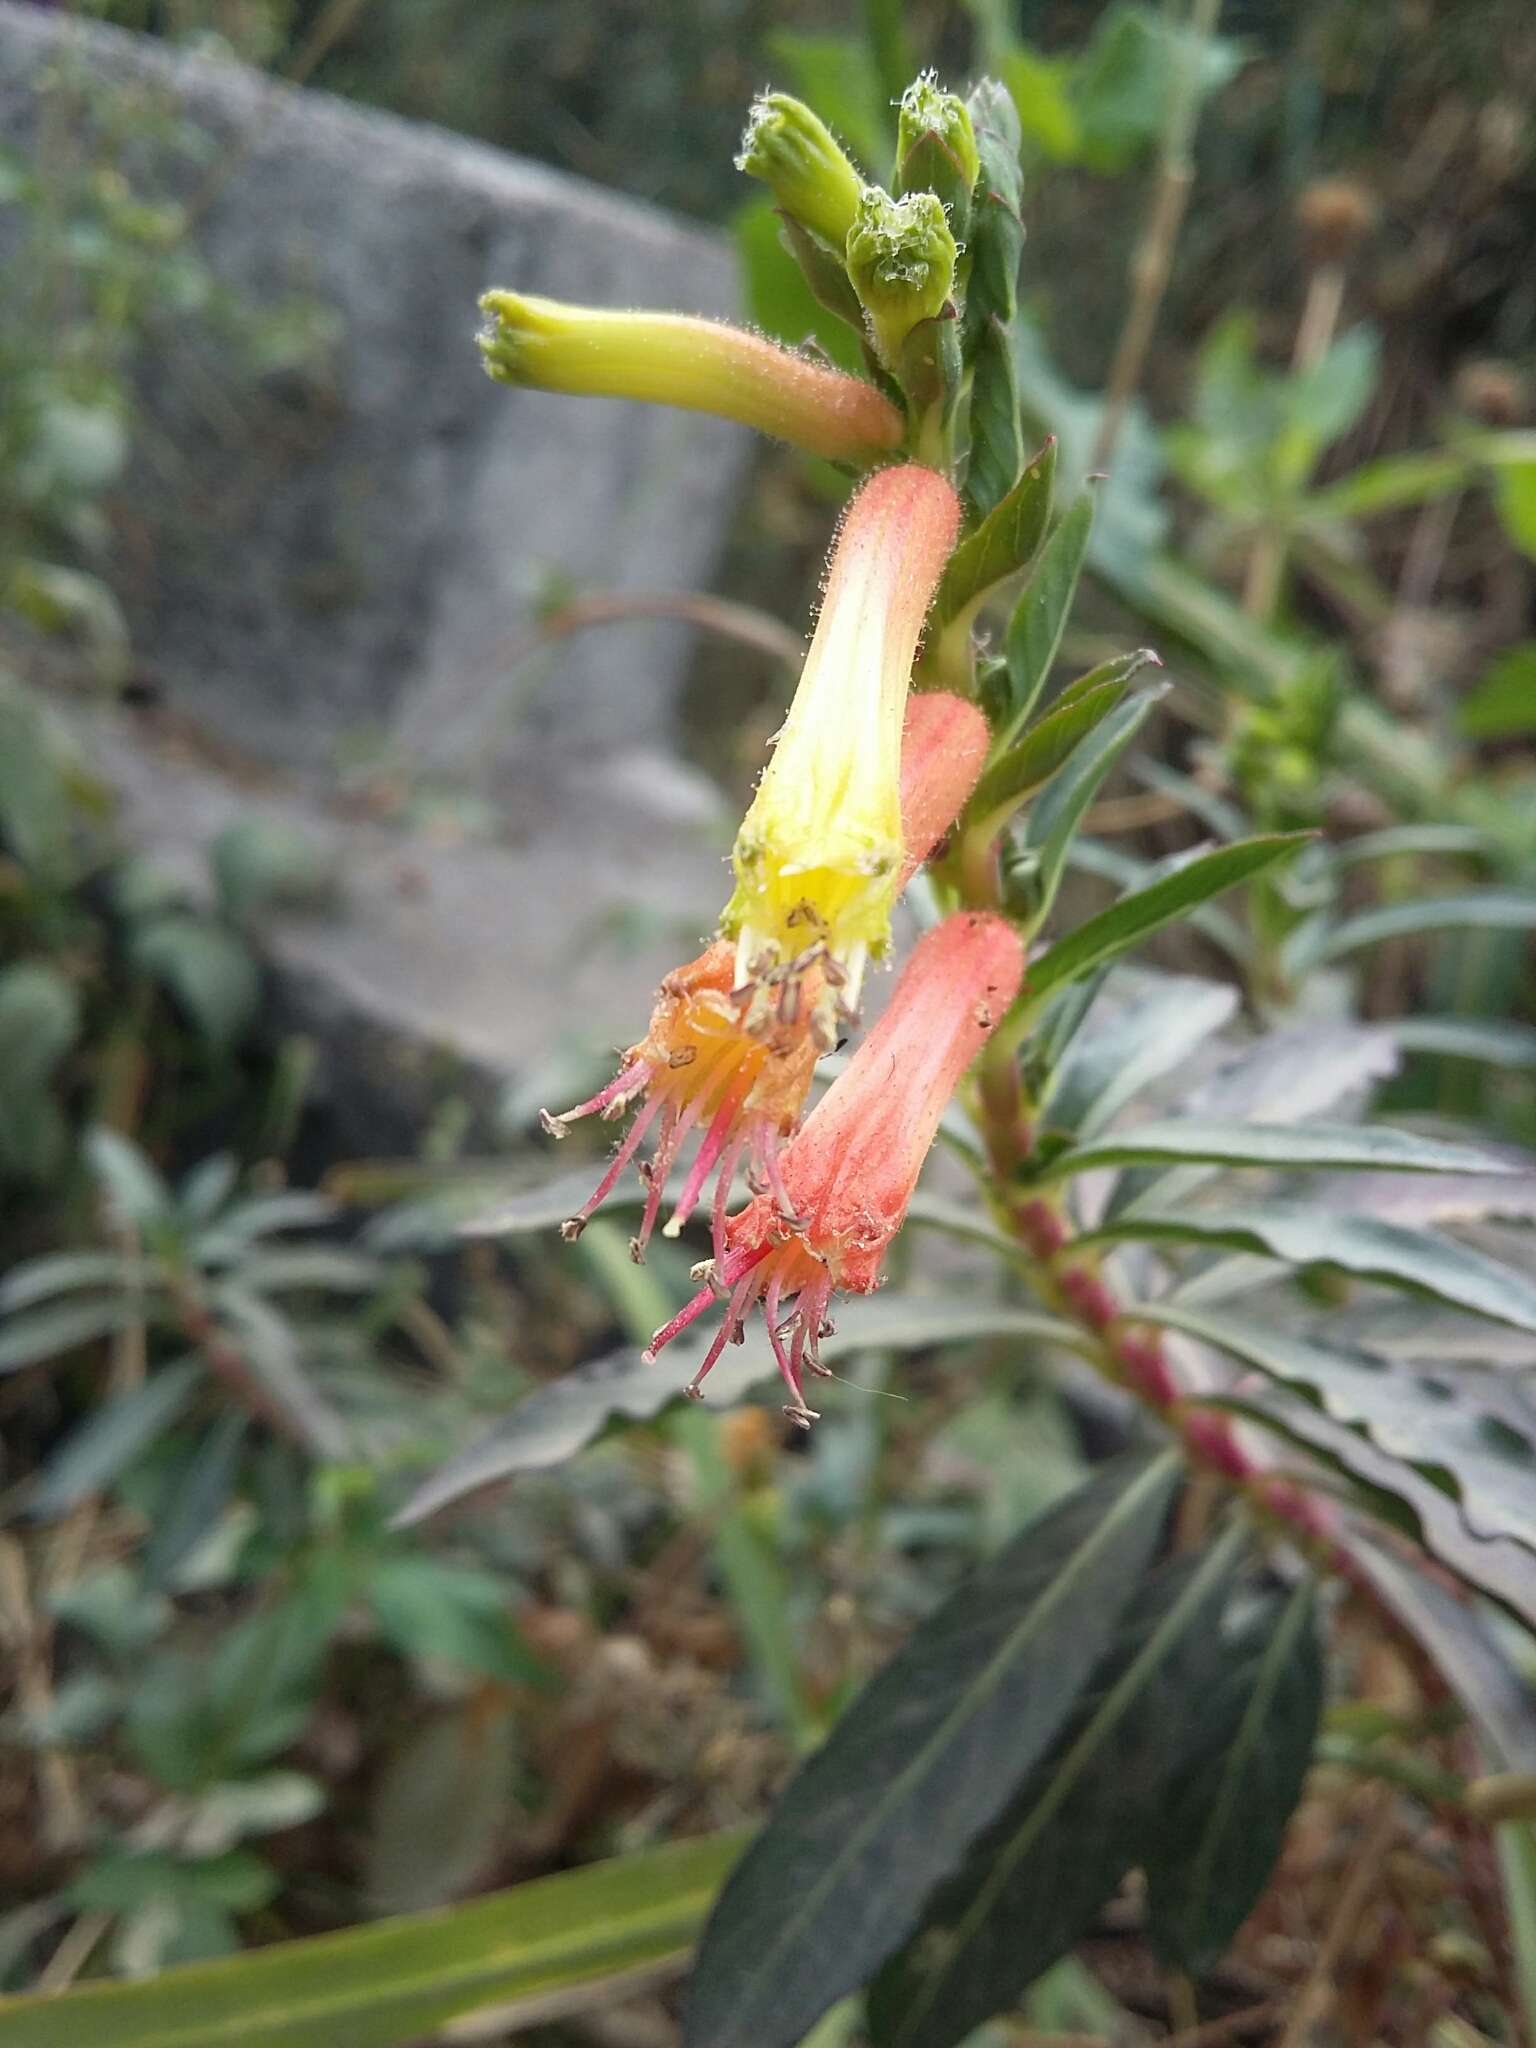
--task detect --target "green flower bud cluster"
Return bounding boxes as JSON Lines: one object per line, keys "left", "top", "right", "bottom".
{"left": 737, "top": 82, "right": 984, "bottom": 410}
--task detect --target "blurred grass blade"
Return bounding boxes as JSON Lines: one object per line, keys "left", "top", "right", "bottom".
{"left": 0, "top": 1832, "right": 746, "bottom": 2048}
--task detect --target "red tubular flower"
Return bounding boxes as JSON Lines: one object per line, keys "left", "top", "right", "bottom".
{"left": 542, "top": 693, "right": 990, "bottom": 1265}
{"left": 643, "top": 912, "right": 1025, "bottom": 1423}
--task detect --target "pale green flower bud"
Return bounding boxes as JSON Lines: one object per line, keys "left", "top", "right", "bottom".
{"left": 896, "top": 73, "right": 980, "bottom": 240}
{"left": 845, "top": 188, "right": 958, "bottom": 375}
{"left": 736, "top": 93, "right": 864, "bottom": 255}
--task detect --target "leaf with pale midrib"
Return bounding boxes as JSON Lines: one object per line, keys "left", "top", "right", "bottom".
{"left": 1090, "top": 1200, "right": 1536, "bottom": 1336}
{"left": 681, "top": 1452, "right": 1180, "bottom": 2048}
{"left": 1146, "top": 1580, "right": 1322, "bottom": 1973}
{"left": 868, "top": 1530, "right": 1254, "bottom": 2048}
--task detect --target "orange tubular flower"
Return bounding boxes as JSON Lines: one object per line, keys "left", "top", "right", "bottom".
{"left": 642, "top": 912, "right": 1025, "bottom": 1424}
{"left": 543, "top": 692, "right": 990, "bottom": 1266}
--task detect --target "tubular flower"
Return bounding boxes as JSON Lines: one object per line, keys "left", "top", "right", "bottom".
{"left": 643, "top": 912, "right": 1026, "bottom": 1424}
{"left": 544, "top": 691, "right": 990, "bottom": 1264}
{"left": 477, "top": 291, "right": 903, "bottom": 466}
{"left": 722, "top": 464, "right": 962, "bottom": 1035}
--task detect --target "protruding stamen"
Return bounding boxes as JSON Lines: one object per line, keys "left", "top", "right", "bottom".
{"left": 572, "top": 1093, "right": 662, "bottom": 1224}
{"left": 546, "top": 1058, "right": 651, "bottom": 1131}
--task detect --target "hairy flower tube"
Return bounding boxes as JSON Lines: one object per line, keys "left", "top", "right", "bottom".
{"left": 478, "top": 291, "right": 903, "bottom": 465}
{"left": 722, "top": 464, "right": 962, "bottom": 1031}
{"left": 544, "top": 691, "right": 989, "bottom": 1264}
{"left": 643, "top": 912, "right": 1025, "bottom": 1424}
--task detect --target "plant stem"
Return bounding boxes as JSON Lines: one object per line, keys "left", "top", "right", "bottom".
{"left": 1091, "top": 0, "right": 1223, "bottom": 471}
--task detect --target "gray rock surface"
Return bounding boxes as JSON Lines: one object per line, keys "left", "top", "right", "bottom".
{"left": 0, "top": 7, "right": 761, "bottom": 1111}
{"left": 0, "top": 3, "right": 750, "bottom": 780}
{"left": 72, "top": 695, "right": 730, "bottom": 1151}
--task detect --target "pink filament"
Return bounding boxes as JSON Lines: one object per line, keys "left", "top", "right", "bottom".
{"left": 572, "top": 1094, "right": 662, "bottom": 1221}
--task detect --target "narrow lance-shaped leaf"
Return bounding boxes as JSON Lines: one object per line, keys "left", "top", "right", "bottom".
{"left": 1291, "top": 890, "right": 1536, "bottom": 973}
{"left": 682, "top": 1453, "right": 1182, "bottom": 2048}
{"left": 0, "top": 1831, "right": 746, "bottom": 2048}
{"left": 1018, "top": 835, "right": 1310, "bottom": 1012}
{"left": 1093, "top": 1199, "right": 1536, "bottom": 1337}
{"left": 937, "top": 438, "right": 1054, "bottom": 626}
{"left": 1146, "top": 1580, "right": 1323, "bottom": 1973}
{"left": 969, "top": 672, "right": 1140, "bottom": 833}
{"left": 870, "top": 1523, "right": 1250, "bottom": 2048}
{"left": 1002, "top": 685, "right": 1168, "bottom": 930}
{"left": 394, "top": 1295, "right": 1084, "bottom": 1524}
{"left": 999, "top": 493, "right": 1095, "bottom": 741}
{"left": 1044, "top": 972, "right": 1238, "bottom": 1138}
{"left": 1044, "top": 1118, "right": 1514, "bottom": 1184}
{"left": 1144, "top": 1301, "right": 1536, "bottom": 1554}
{"left": 30, "top": 1361, "right": 203, "bottom": 1519}
{"left": 1390, "top": 1017, "right": 1536, "bottom": 1070}
{"left": 965, "top": 314, "right": 1026, "bottom": 518}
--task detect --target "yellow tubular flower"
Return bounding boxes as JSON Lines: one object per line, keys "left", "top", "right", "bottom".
{"left": 478, "top": 291, "right": 904, "bottom": 465}
{"left": 722, "top": 463, "right": 961, "bottom": 1036}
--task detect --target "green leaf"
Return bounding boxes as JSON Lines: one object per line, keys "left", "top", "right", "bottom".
{"left": 1146, "top": 1582, "right": 1322, "bottom": 1972}
{"left": 734, "top": 197, "right": 864, "bottom": 377}
{"left": 1046, "top": 1118, "right": 1513, "bottom": 1184}
{"left": 867, "top": 1525, "right": 1248, "bottom": 2048}
{"left": 1022, "top": 835, "right": 1308, "bottom": 1007}
{"left": 1460, "top": 645, "right": 1536, "bottom": 739}
{"left": 1092, "top": 1200, "right": 1536, "bottom": 1336}
{"left": 1145, "top": 1303, "right": 1536, "bottom": 1555}
{"left": 393, "top": 1296, "right": 1084, "bottom": 1526}
{"left": 1304, "top": 890, "right": 1536, "bottom": 969}
{"left": 131, "top": 915, "right": 260, "bottom": 1051}
{"left": 211, "top": 1285, "right": 349, "bottom": 1460}
{"left": 1389, "top": 1017, "right": 1536, "bottom": 1069}
{"left": 1346, "top": 1536, "right": 1536, "bottom": 1774}
{"left": 144, "top": 1412, "right": 249, "bottom": 1591}
{"left": 365, "top": 1704, "right": 520, "bottom": 1916}
{"left": 1494, "top": 460, "right": 1536, "bottom": 559}
{"left": 367, "top": 1559, "right": 546, "bottom": 1685}
{"left": 448, "top": 1165, "right": 648, "bottom": 1244}
{"left": 31, "top": 1361, "right": 203, "bottom": 1518}
{"left": 764, "top": 32, "right": 888, "bottom": 169}
{"left": 970, "top": 667, "right": 1148, "bottom": 831}
{"left": 0, "top": 964, "right": 80, "bottom": 1183}
{"left": 86, "top": 1127, "right": 172, "bottom": 1228}
{"left": 937, "top": 439, "right": 1055, "bottom": 627}
{"left": 963, "top": 78, "right": 1024, "bottom": 332}
{"left": 682, "top": 1453, "right": 1181, "bottom": 2048}
{"left": 1305, "top": 449, "right": 1467, "bottom": 521}
{"left": 0, "top": 1831, "right": 745, "bottom": 2048}
{"left": 998, "top": 48, "right": 1081, "bottom": 161}
{"left": 1004, "top": 685, "right": 1168, "bottom": 929}
{"left": 1044, "top": 971, "right": 1237, "bottom": 1137}
{"left": 1067, "top": 2, "right": 1244, "bottom": 172}
{"left": 0, "top": 675, "right": 89, "bottom": 884}
{"left": 0, "top": 1250, "right": 148, "bottom": 1315}
{"left": 964, "top": 315, "right": 1026, "bottom": 519}
{"left": 0, "top": 1296, "right": 142, "bottom": 1376}
{"left": 1000, "top": 494, "right": 1095, "bottom": 740}
{"left": 1498, "top": 1822, "right": 1536, "bottom": 2040}
{"left": 211, "top": 819, "right": 333, "bottom": 921}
